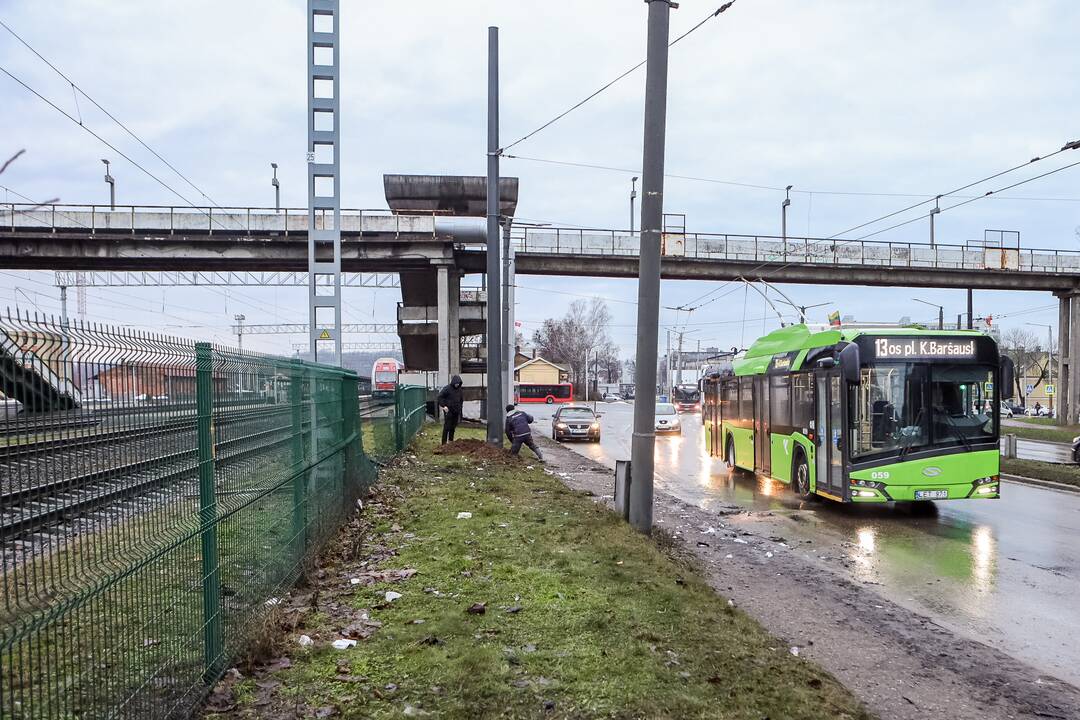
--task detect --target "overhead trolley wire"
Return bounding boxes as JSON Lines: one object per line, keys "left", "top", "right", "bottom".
{"left": 499, "top": 2, "right": 737, "bottom": 154}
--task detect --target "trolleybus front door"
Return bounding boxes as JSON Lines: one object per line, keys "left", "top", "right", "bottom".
{"left": 814, "top": 371, "right": 846, "bottom": 499}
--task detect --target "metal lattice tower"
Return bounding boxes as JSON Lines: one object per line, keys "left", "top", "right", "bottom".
{"left": 307, "top": 0, "right": 342, "bottom": 363}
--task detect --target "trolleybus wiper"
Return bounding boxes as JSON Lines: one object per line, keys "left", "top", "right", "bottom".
{"left": 896, "top": 407, "right": 926, "bottom": 462}
{"left": 939, "top": 410, "right": 973, "bottom": 453}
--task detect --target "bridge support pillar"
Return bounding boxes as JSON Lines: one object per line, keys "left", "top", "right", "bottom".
{"left": 1057, "top": 292, "right": 1080, "bottom": 426}
{"left": 435, "top": 264, "right": 461, "bottom": 388}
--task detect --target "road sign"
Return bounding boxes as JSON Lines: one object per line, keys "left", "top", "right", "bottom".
{"left": 1046, "top": 384, "right": 1056, "bottom": 396}
{"left": 1025, "top": 384, "right": 1034, "bottom": 394}
{"left": 984, "top": 381, "right": 993, "bottom": 393}
{"left": 318, "top": 329, "right": 332, "bottom": 340}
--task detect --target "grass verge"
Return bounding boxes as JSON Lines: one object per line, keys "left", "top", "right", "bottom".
{"left": 1002, "top": 418, "right": 1079, "bottom": 444}
{"left": 216, "top": 428, "right": 871, "bottom": 720}
{"left": 1001, "top": 457, "right": 1080, "bottom": 488}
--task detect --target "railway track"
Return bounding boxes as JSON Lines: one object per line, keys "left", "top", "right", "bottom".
{"left": 0, "top": 405, "right": 290, "bottom": 462}
{"left": 0, "top": 423, "right": 301, "bottom": 539}
{"left": 0, "top": 399, "right": 378, "bottom": 540}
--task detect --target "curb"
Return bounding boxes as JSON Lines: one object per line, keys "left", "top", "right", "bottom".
{"left": 1000, "top": 473, "right": 1080, "bottom": 495}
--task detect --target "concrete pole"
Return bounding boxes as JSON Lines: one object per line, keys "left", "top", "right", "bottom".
{"left": 1048, "top": 325, "right": 1054, "bottom": 415}
{"left": 502, "top": 219, "right": 514, "bottom": 408}
{"left": 967, "top": 289, "right": 973, "bottom": 330}
{"left": 676, "top": 331, "right": 684, "bottom": 386}
{"left": 629, "top": 0, "right": 672, "bottom": 534}
{"left": 59, "top": 286, "right": 68, "bottom": 326}
{"left": 485, "top": 26, "right": 504, "bottom": 446}
{"left": 1058, "top": 294, "right": 1070, "bottom": 426}
{"left": 665, "top": 329, "right": 671, "bottom": 394}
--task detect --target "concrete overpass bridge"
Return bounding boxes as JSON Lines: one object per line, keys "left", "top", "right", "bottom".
{"left": 4, "top": 202, "right": 1080, "bottom": 420}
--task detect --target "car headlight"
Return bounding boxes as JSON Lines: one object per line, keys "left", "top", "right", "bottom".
{"left": 591, "top": 423, "right": 600, "bottom": 430}
{"left": 555, "top": 422, "right": 567, "bottom": 429}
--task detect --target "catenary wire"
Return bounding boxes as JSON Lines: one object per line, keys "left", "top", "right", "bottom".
{"left": 0, "top": 19, "right": 227, "bottom": 212}
{"left": 499, "top": 2, "right": 737, "bottom": 153}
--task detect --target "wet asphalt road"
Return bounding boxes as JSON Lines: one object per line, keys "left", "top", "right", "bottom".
{"left": 528, "top": 401, "right": 1080, "bottom": 688}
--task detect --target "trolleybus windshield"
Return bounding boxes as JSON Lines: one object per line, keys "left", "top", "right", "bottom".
{"left": 850, "top": 362, "right": 996, "bottom": 458}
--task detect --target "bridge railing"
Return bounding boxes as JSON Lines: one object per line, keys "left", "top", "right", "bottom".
{"left": 511, "top": 227, "right": 1080, "bottom": 274}
{"left": 0, "top": 203, "right": 437, "bottom": 238}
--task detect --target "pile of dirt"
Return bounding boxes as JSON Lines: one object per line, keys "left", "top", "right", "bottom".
{"left": 432, "top": 438, "right": 519, "bottom": 463}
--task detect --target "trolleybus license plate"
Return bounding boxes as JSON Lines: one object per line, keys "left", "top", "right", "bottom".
{"left": 915, "top": 489, "right": 948, "bottom": 500}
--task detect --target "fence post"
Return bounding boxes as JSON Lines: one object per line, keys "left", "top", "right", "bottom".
{"left": 195, "top": 342, "right": 223, "bottom": 683}
{"left": 290, "top": 360, "right": 307, "bottom": 557}
{"left": 340, "top": 372, "right": 359, "bottom": 501}
{"left": 394, "top": 386, "right": 404, "bottom": 452}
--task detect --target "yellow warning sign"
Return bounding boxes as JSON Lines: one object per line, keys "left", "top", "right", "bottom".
{"left": 319, "top": 329, "right": 332, "bottom": 340}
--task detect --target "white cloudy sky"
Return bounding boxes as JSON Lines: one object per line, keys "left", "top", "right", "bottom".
{"left": 1, "top": 0, "right": 1078, "bottom": 356}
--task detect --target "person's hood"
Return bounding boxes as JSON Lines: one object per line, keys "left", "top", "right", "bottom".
{"left": 450, "top": 375, "right": 463, "bottom": 387}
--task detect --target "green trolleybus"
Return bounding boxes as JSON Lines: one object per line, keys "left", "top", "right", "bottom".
{"left": 703, "top": 325, "right": 1014, "bottom": 503}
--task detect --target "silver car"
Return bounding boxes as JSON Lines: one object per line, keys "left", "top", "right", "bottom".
{"left": 654, "top": 402, "right": 681, "bottom": 433}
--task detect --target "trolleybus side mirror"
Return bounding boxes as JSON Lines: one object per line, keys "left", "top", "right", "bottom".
{"left": 816, "top": 357, "right": 836, "bottom": 369}
{"left": 1001, "top": 357, "right": 1015, "bottom": 400}
{"left": 838, "top": 343, "right": 861, "bottom": 384}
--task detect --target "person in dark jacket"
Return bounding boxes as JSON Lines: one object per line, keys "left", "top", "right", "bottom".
{"left": 505, "top": 404, "right": 543, "bottom": 461}
{"left": 437, "top": 375, "right": 464, "bottom": 444}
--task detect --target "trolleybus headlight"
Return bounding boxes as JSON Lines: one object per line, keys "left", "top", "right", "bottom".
{"left": 973, "top": 475, "right": 999, "bottom": 486}
{"left": 855, "top": 490, "right": 877, "bottom": 498}
{"left": 975, "top": 485, "right": 998, "bottom": 495}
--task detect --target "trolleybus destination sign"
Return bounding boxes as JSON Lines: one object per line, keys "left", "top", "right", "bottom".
{"left": 871, "top": 337, "right": 976, "bottom": 359}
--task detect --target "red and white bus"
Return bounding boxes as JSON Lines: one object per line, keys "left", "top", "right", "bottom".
{"left": 371, "top": 357, "right": 401, "bottom": 399}
{"left": 515, "top": 382, "right": 573, "bottom": 404}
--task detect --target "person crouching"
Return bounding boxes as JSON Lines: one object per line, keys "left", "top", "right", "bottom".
{"left": 505, "top": 404, "right": 543, "bottom": 461}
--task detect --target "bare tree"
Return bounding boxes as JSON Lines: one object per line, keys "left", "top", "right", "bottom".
{"left": 1002, "top": 327, "right": 1047, "bottom": 404}
{"left": 532, "top": 298, "right": 616, "bottom": 397}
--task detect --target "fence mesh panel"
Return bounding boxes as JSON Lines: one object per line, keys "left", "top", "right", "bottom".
{"left": 0, "top": 312, "right": 426, "bottom": 719}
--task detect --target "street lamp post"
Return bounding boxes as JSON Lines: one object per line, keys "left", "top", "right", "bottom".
{"left": 234, "top": 314, "right": 246, "bottom": 392}
{"left": 101, "top": 159, "right": 115, "bottom": 210}
{"left": 781, "top": 185, "right": 792, "bottom": 251}
{"left": 630, "top": 176, "right": 639, "bottom": 234}
{"left": 1027, "top": 322, "right": 1054, "bottom": 414}
{"left": 912, "top": 298, "right": 944, "bottom": 330}
{"left": 271, "top": 163, "right": 280, "bottom": 212}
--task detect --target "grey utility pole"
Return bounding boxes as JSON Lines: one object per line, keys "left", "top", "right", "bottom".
{"left": 485, "top": 26, "right": 504, "bottom": 446}
{"left": 502, "top": 219, "right": 516, "bottom": 408}
{"left": 307, "top": 0, "right": 343, "bottom": 364}
{"left": 967, "top": 289, "right": 973, "bottom": 329}
{"left": 676, "top": 330, "right": 684, "bottom": 386}
{"left": 929, "top": 196, "right": 940, "bottom": 246}
{"left": 271, "top": 163, "right": 280, "bottom": 212}
{"left": 101, "top": 159, "right": 115, "bottom": 209}
{"left": 629, "top": 0, "right": 673, "bottom": 534}
{"left": 630, "top": 176, "right": 639, "bottom": 233}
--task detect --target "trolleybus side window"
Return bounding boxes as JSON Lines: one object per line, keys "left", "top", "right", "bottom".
{"left": 791, "top": 373, "right": 812, "bottom": 430}
{"left": 739, "top": 377, "right": 753, "bottom": 422}
{"left": 769, "top": 374, "right": 792, "bottom": 428}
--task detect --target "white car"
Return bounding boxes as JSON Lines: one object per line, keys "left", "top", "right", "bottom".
{"left": 602, "top": 393, "right": 622, "bottom": 402}
{"left": 999, "top": 402, "right": 1013, "bottom": 418}
{"left": 1025, "top": 406, "right": 1052, "bottom": 417}
{"left": 654, "top": 402, "right": 681, "bottom": 433}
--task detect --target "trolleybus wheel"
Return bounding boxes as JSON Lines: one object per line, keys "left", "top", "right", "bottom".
{"left": 546, "top": 397, "right": 554, "bottom": 404}
{"left": 793, "top": 454, "right": 812, "bottom": 500}
{"left": 725, "top": 437, "right": 736, "bottom": 470}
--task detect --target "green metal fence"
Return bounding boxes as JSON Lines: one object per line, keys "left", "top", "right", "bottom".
{"left": 0, "top": 312, "right": 427, "bottom": 719}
